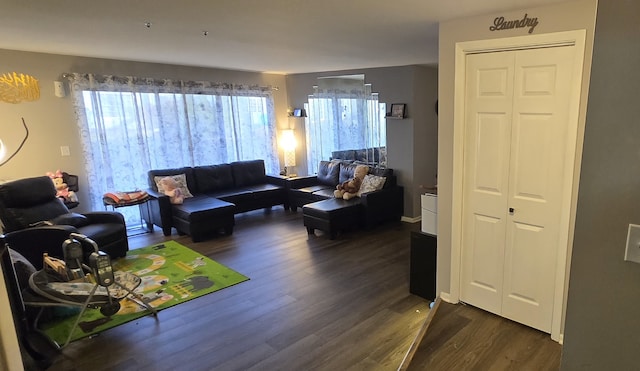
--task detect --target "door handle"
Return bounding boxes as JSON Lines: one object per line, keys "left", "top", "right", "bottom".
{"left": 509, "top": 207, "right": 514, "bottom": 213}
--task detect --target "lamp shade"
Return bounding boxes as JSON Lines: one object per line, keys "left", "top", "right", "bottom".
{"left": 284, "top": 149, "right": 296, "bottom": 167}
{"left": 280, "top": 129, "right": 296, "bottom": 152}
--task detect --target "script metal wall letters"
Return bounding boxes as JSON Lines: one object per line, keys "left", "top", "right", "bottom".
{"left": 490, "top": 13, "right": 539, "bottom": 34}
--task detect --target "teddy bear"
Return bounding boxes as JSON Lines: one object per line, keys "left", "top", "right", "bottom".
{"left": 334, "top": 164, "right": 369, "bottom": 200}
{"left": 160, "top": 176, "right": 184, "bottom": 204}
{"left": 46, "top": 170, "right": 78, "bottom": 204}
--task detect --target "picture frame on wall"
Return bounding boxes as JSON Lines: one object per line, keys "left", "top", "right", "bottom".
{"left": 390, "top": 103, "right": 406, "bottom": 119}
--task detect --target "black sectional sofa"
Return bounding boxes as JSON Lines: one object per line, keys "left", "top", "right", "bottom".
{"left": 330, "top": 146, "right": 387, "bottom": 167}
{"left": 146, "top": 160, "right": 287, "bottom": 242}
{"left": 288, "top": 160, "right": 403, "bottom": 238}
{"left": 146, "top": 159, "right": 403, "bottom": 242}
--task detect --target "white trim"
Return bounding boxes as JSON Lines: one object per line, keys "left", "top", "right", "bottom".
{"left": 401, "top": 216, "right": 421, "bottom": 223}
{"left": 450, "top": 30, "right": 587, "bottom": 342}
{"left": 439, "top": 291, "right": 455, "bottom": 304}
{"left": 0, "top": 264, "right": 24, "bottom": 371}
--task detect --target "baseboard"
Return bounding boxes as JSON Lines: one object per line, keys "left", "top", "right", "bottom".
{"left": 401, "top": 215, "right": 421, "bottom": 223}
{"left": 397, "top": 297, "right": 442, "bottom": 371}
{"left": 440, "top": 292, "right": 455, "bottom": 303}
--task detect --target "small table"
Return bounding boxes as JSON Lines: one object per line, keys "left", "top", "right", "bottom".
{"left": 103, "top": 195, "right": 153, "bottom": 235}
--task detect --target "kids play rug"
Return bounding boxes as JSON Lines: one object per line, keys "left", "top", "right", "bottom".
{"left": 39, "top": 240, "right": 249, "bottom": 345}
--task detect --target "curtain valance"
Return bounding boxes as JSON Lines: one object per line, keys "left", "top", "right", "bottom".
{"left": 69, "top": 73, "right": 274, "bottom": 96}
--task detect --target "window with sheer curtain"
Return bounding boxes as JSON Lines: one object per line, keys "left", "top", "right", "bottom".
{"left": 70, "top": 73, "right": 278, "bottom": 227}
{"left": 304, "top": 82, "right": 386, "bottom": 173}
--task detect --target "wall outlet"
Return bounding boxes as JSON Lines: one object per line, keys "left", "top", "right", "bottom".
{"left": 624, "top": 224, "right": 640, "bottom": 264}
{"left": 60, "top": 146, "right": 70, "bottom": 156}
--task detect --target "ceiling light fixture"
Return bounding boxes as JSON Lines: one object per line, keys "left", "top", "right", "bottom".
{"left": 0, "top": 72, "right": 40, "bottom": 104}
{"left": 0, "top": 72, "right": 37, "bottom": 166}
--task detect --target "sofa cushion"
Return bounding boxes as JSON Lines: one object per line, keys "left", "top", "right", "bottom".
{"left": 231, "top": 160, "right": 266, "bottom": 187}
{"left": 316, "top": 161, "right": 340, "bottom": 186}
{"left": 293, "top": 185, "right": 333, "bottom": 195}
{"left": 339, "top": 162, "right": 364, "bottom": 184}
{"left": 204, "top": 189, "right": 253, "bottom": 199}
{"left": 313, "top": 188, "right": 338, "bottom": 199}
{"left": 242, "top": 183, "right": 284, "bottom": 194}
{"left": 194, "top": 164, "right": 234, "bottom": 193}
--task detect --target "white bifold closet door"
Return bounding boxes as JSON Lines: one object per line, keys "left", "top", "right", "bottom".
{"left": 460, "top": 45, "right": 576, "bottom": 333}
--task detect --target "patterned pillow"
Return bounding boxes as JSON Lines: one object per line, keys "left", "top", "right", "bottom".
{"left": 357, "top": 174, "right": 386, "bottom": 196}
{"left": 154, "top": 173, "right": 194, "bottom": 199}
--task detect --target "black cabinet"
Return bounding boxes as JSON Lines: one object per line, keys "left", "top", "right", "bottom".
{"left": 410, "top": 231, "right": 437, "bottom": 301}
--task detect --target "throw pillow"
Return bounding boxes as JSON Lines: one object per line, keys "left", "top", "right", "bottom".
{"left": 154, "top": 174, "right": 194, "bottom": 199}
{"left": 357, "top": 174, "right": 386, "bottom": 197}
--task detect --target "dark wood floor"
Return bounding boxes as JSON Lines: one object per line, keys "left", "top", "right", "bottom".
{"left": 405, "top": 299, "right": 562, "bottom": 371}
{"left": 36, "top": 208, "right": 431, "bottom": 371}
{"left": 25, "top": 208, "right": 561, "bottom": 370}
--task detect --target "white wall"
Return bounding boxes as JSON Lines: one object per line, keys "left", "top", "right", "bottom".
{"left": 0, "top": 263, "right": 23, "bottom": 371}
{"left": 0, "top": 49, "right": 288, "bottom": 210}
{"left": 436, "top": 0, "right": 597, "bottom": 299}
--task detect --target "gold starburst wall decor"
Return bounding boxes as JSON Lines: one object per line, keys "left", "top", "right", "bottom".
{"left": 0, "top": 72, "right": 40, "bottom": 103}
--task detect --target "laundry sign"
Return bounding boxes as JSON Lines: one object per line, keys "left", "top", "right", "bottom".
{"left": 490, "top": 13, "right": 539, "bottom": 34}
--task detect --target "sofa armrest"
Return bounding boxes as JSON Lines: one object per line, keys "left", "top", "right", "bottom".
{"left": 146, "top": 188, "right": 164, "bottom": 198}
{"left": 146, "top": 188, "right": 173, "bottom": 235}
{"left": 83, "top": 211, "right": 126, "bottom": 225}
{"left": 287, "top": 175, "right": 320, "bottom": 189}
{"left": 4, "top": 225, "right": 79, "bottom": 270}
{"left": 265, "top": 175, "right": 288, "bottom": 187}
{"left": 360, "top": 186, "right": 404, "bottom": 227}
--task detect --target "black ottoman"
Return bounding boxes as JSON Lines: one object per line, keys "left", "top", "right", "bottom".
{"left": 302, "top": 198, "right": 362, "bottom": 239}
{"left": 171, "top": 197, "right": 236, "bottom": 242}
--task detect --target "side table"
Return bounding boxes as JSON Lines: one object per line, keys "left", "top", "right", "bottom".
{"left": 103, "top": 193, "right": 153, "bottom": 235}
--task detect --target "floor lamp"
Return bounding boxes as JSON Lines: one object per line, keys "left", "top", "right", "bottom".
{"left": 281, "top": 129, "right": 296, "bottom": 177}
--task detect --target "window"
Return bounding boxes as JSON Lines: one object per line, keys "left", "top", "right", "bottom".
{"left": 305, "top": 80, "right": 386, "bottom": 172}
{"left": 71, "top": 74, "right": 278, "bottom": 226}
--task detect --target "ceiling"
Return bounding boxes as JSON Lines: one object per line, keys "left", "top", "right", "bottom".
{"left": 1, "top": 0, "right": 572, "bottom": 75}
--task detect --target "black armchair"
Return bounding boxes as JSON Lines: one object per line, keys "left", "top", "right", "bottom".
{"left": 0, "top": 176, "right": 128, "bottom": 268}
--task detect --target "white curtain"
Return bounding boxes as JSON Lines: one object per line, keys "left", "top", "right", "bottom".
{"left": 305, "top": 82, "right": 386, "bottom": 173}
{"left": 70, "top": 73, "right": 278, "bottom": 226}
